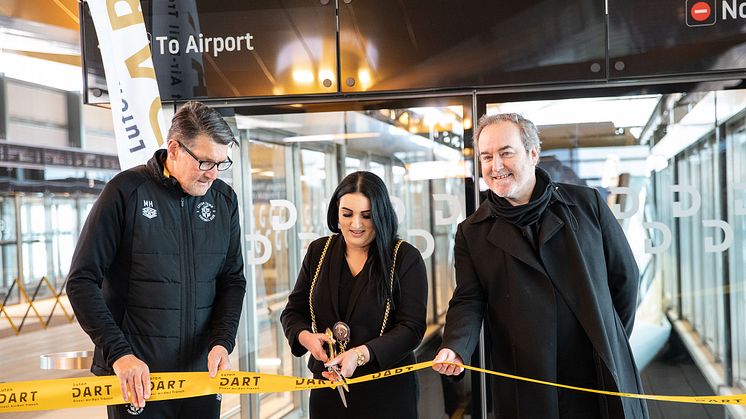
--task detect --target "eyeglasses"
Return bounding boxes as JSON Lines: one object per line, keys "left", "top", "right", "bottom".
{"left": 177, "top": 141, "right": 233, "bottom": 171}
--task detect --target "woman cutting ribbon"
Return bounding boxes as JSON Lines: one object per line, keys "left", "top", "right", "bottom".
{"left": 281, "top": 171, "right": 428, "bottom": 418}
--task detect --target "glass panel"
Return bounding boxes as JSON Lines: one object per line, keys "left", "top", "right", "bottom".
{"left": 727, "top": 115, "right": 746, "bottom": 389}
{"left": 20, "top": 195, "right": 48, "bottom": 285}
{"left": 299, "top": 148, "right": 334, "bottom": 251}
{"left": 234, "top": 101, "right": 470, "bottom": 417}
{"left": 13, "top": 194, "right": 82, "bottom": 300}
{"left": 656, "top": 165, "right": 678, "bottom": 314}
{"left": 679, "top": 157, "right": 694, "bottom": 322}
{"left": 345, "top": 157, "right": 362, "bottom": 174}
{"left": 0, "top": 195, "right": 17, "bottom": 300}
{"left": 0, "top": 191, "right": 98, "bottom": 305}
{"left": 339, "top": 0, "right": 605, "bottom": 92}
{"left": 690, "top": 153, "right": 704, "bottom": 334}
{"left": 250, "top": 139, "right": 298, "bottom": 418}
{"left": 45, "top": 196, "right": 76, "bottom": 294}
{"left": 608, "top": 0, "right": 746, "bottom": 79}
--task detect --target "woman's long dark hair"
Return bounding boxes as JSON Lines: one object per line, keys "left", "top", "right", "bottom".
{"left": 327, "top": 171, "right": 399, "bottom": 304}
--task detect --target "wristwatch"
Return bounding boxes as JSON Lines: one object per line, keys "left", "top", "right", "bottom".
{"left": 353, "top": 347, "right": 366, "bottom": 367}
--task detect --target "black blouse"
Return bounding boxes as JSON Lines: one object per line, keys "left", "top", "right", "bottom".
{"left": 338, "top": 258, "right": 370, "bottom": 320}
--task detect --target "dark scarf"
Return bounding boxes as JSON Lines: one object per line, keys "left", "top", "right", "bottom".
{"left": 486, "top": 166, "right": 554, "bottom": 228}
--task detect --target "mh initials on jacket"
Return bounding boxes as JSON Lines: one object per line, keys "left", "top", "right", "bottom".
{"left": 142, "top": 200, "right": 158, "bottom": 219}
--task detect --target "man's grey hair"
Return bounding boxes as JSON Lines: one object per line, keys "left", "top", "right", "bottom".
{"left": 167, "top": 101, "right": 237, "bottom": 146}
{"left": 474, "top": 113, "right": 541, "bottom": 154}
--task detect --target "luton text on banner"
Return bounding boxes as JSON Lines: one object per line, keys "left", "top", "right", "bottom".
{"left": 86, "top": 0, "right": 166, "bottom": 170}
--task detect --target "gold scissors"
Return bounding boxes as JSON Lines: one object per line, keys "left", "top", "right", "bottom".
{"left": 325, "top": 328, "right": 349, "bottom": 407}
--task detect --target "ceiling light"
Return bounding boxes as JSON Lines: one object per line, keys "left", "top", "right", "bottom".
{"left": 0, "top": 52, "right": 81, "bottom": 91}
{"left": 292, "top": 69, "right": 314, "bottom": 84}
{"left": 282, "top": 132, "right": 380, "bottom": 143}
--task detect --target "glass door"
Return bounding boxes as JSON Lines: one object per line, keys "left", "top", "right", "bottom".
{"left": 727, "top": 118, "right": 746, "bottom": 390}
{"left": 229, "top": 97, "right": 472, "bottom": 418}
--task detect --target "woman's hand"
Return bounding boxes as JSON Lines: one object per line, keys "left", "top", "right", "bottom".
{"left": 298, "top": 330, "right": 331, "bottom": 362}
{"left": 324, "top": 345, "right": 369, "bottom": 379}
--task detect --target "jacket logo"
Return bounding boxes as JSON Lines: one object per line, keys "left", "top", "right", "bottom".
{"left": 197, "top": 202, "right": 216, "bottom": 222}
{"left": 142, "top": 200, "right": 157, "bottom": 219}
{"left": 126, "top": 404, "right": 143, "bottom": 415}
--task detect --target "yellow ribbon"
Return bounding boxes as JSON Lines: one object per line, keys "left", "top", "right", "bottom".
{"left": 1, "top": 361, "right": 744, "bottom": 413}
{"left": 454, "top": 363, "right": 746, "bottom": 406}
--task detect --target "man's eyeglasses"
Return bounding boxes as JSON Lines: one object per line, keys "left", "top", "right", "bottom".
{"left": 177, "top": 141, "right": 233, "bottom": 171}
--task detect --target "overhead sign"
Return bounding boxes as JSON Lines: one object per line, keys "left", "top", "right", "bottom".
{"left": 81, "top": 0, "right": 339, "bottom": 101}
{"left": 154, "top": 33, "right": 255, "bottom": 57}
{"left": 0, "top": 142, "right": 120, "bottom": 171}
{"left": 79, "top": 0, "right": 746, "bottom": 101}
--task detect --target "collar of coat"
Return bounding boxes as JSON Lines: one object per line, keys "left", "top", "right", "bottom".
{"left": 469, "top": 184, "right": 577, "bottom": 225}
{"left": 146, "top": 149, "right": 189, "bottom": 197}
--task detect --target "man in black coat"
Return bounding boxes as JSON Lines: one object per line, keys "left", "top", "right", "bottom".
{"left": 66, "top": 101, "right": 246, "bottom": 419}
{"left": 433, "top": 113, "right": 648, "bottom": 418}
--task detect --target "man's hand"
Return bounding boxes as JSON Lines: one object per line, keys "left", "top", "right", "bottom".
{"left": 298, "top": 330, "right": 331, "bottom": 362}
{"left": 112, "top": 354, "right": 150, "bottom": 408}
{"left": 208, "top": 345, "right": 231, "bottom": 378}
{"left": 432, "top": 348, "right": 464, "bottom": 376}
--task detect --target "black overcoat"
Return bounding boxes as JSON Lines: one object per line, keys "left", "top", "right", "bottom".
{"left": 442, "top": 183, "right": 648, "bottom": 419}
{"left": 281, "top": 235, "right": 428, "bottom": 418}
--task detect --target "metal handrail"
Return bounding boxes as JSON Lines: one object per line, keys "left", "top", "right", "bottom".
{"left": 39, "top": 351, "right": 93, "bottom": 370}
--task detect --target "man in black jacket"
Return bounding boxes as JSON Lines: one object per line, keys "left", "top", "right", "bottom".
{"left": 432, "top": 113, "right": 647, "bottom": 418}
{"left": 67, "top": 101, "right": 246, "bottom": 419}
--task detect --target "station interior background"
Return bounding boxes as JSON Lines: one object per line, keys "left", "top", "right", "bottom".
{"left": 1, "top": 1, "right": 745, "bottom": 419}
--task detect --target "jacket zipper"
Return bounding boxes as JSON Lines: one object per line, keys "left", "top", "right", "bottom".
{"left": 181, "top": 197, "right": 194, "bottom": 371}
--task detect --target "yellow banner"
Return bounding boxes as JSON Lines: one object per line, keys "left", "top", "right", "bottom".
{"left": 87, "top": 0, "right": 166, "bottom": 170}
{"left": 1, "top": 361, "right": 744, "bottom": 413}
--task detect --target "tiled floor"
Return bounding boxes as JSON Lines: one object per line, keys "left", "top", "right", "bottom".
{"left": 0, "top": 297, "right": 240, "bottom": 419}
{"left": 0, "top": 313, "right": 104, "bottom": 418}
{"left": 641, "top": 337, "right": 725, "bottom": 419}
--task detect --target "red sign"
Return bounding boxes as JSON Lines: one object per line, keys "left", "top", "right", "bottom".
{"left": 691, "top": 1, "right": 712, "bottom": 22}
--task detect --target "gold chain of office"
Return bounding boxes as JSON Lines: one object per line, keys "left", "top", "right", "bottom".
{"left": 309, "top": 235, "right": 403, "bottom": 338}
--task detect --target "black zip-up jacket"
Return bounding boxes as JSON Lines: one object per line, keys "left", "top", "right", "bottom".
{"left": 66, "top": 149, "right": 246, "bottom": 376}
